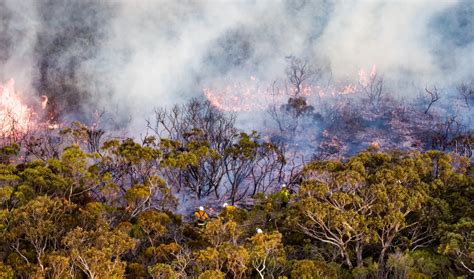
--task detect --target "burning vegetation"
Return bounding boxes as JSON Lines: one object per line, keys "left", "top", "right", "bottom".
{"left": 0, "top": 1, "right": 473, "bottom": 278}
{"left": 0, "top": 80, "right": 33, "bottom": 139}
{"left": 0, "top": 57, "right": 472, "bottom": 277}
{"left": 206, "top": 57, "right": 473, "bottom": 162}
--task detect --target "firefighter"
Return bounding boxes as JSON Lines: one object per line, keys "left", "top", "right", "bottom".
{"left": 194, "top": 206, "right": 209, "bottom": 227}
{"left": 220, "top": 202, "right": 245, "bottom": 223}
{"left": 279, "top": 183, "right": 290, "bottom": 207}
{"left": 222, "top": 202, "right": 236, "bottom": 212}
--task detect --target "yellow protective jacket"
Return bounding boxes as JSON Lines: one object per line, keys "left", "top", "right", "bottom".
{"left": 221, "top": 205, "right": 236, "bottom": 220}
{"left": 194, "top": 210, "right": 209, "bottom": 226}
{"left": 280, "top": 188, "right": 290, "bottom": 203}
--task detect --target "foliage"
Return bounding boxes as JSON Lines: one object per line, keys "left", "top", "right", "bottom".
{"left": 0, "top": 127, "right": 472, "bottom": 278}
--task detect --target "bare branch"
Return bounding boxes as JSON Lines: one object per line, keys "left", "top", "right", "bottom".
{"left": 424, "top": 86, "right": 440, "bottom": 114}
{"left": 456, "top": 82, "right": 473, "bottom": 107}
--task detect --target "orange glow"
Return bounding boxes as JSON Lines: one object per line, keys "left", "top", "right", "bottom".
{"left": 0, "top": 79, "right": 33, "bottom": 137}
{"left": 0, "top": 79, "right": 60, "bottom": 139}
{"left": 203, "top": 76, "right": 282, "bottom": 112}
{"left": 203, "top": 67, "right": 375, "bottom": 112}
{"left": 41, "top": 95, "right": 48, "bottom": 110}
{"left": 203, "top": 76, "right": 359, "bottom": 112}
{"left": 358, "top": 65, "right": 377, "bottom": 87}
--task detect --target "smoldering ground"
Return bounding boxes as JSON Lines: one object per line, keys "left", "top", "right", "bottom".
{"left": 0, "top": 0, "right": 472, "bottom": 132}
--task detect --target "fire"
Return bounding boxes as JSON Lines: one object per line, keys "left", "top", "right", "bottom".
{"left": 0, "top": 79, "right": 60, "bottom": 139}
{"left": 203, "top": 75, "right": 323, "bottom": 113}
{"left": 339, "top": 84, "right": 358, "bottom": 95}
{"left": 204, "top": 66, "right": 377, "bottom": 113}
{"left": 41, "top": 95, "right": 48, "bottom": 110}
{"left": 358, "top": 65, "right": 377, "bottom": 87}
{"left": 203, "top": 87, "right": 264, "bottom": 112}
{"left": 203, "top": 76, "right": 279, "bottom": 112}
{"left": 0, "top": 79, "right": 33, "bottom": 137}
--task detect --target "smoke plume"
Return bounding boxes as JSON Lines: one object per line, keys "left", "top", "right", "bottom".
{"left": 0, "top": 0, "right": 472, "bottom": 131}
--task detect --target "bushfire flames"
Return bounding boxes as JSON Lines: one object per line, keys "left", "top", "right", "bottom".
{"left": 0, "top": 79, "right": 58, "bottom": 139}
{"left": 203, "top": 79, "right": 319, "bottom": 113}
{"left": 0, "top": 66, "right": 377, "bottom": 137}
{"left": 0, "top": 79, "right": 33, "bottom": 137}
{"left": 203, "top": 66, "right": 376, "bottom": 112}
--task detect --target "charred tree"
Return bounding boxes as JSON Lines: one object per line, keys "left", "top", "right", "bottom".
{"left": 456, "top": 82, "right": 473, "bottom": 107}
{"left": 268, "top": 57, "right": 322, "bottom": 137}
{"left": 360, "top": 73, "right": 384, "bottom": 112}
{"left": 424, "top": 86, "right": 440, "bottom": 114}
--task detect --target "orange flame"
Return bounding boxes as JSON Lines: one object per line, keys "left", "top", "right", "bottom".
{"left": 358, "top": 65, "right": 377, "bottom": 87}
{"left": 204, "top": 81, "right": 357, "bottom": 112}
{"left": 204, "top": 67, "right": 377, "bottom": 113}
{"left": 41, "top": 95, "right": 48, "bottom": 110}
{"left": 203, "top": 76, "right": 277, "bottom": 112}
{"left": 0, "top": 79, "right": 33, "bottom": 137}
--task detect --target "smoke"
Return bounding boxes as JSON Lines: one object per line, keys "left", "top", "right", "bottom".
{"left": 0, "top": 0, "right": 472, "bottom": 131}
{"left": 0, "top": 0, "right": 38, "bottom": 99}
{"left": 315, "top": 0, "right": 473, "bottom": 84}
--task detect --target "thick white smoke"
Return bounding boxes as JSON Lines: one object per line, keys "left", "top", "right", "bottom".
{"left": 0, "top": 0, "right": 472, "bottom": 130}
{"left": 316, "top": 1, "right": 473, "bottom": 84}
{"left": 0, "top": 0, "right": 38, "bottom": 100}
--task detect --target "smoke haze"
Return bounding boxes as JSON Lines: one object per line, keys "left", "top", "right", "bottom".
{"left": 0, "top": 0, "right": 472, "bottom": 130}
